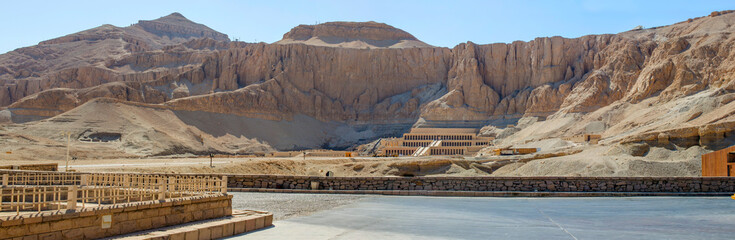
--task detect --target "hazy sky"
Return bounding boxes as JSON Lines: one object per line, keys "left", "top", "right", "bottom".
{"left": 1, "top": 0, "right": 734, "bottom": 53}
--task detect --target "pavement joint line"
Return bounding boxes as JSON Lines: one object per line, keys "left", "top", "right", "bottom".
{"left": 537, "top": 208, "right": 578, "bottom": 240}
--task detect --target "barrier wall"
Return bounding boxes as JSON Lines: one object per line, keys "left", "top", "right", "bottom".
{"left": 0, "top": 163, "right": 58, "bottom": 171}
{"left": 6, "top": 170, "right": 732, "bottom": 193}
{"left": 0, "top": 195, "right": 232, "bottom": 240}
{"left": 225, "top": 175, "right": 735, "bottom": 192}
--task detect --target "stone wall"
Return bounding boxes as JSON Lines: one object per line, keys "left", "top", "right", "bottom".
{"left": 0, "top": 195, "right": 232, "bottom": 240}
{"left": 0, "top": 163, "right": 58, "bottom": 171}
{"left": 226, "top": 175, "right": 735, "bottom": 192}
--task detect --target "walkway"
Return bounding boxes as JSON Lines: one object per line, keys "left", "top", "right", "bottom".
{"left": 227, "top": 194, "right": 735, "bottom": 239}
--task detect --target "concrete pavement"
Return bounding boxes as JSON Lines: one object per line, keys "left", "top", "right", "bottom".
{"left": 227, "top": 194, "right": 735, "bottom": 239}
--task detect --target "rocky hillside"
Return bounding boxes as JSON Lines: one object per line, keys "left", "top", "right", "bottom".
{"left": 276, "top": 21, "right": 433, "bottom": 48}
{"left": 3, "top": 11, "right": 735, "bottom": 153}
{"left": 0, "top": 12, "right": 228, "bottom": 106}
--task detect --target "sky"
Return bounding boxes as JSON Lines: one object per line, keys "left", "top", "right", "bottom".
{"left": 1, "top": 0, "right": 734, "bottom": 54}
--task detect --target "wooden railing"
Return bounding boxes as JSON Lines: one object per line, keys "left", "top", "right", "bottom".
{"left": 0, "top": 172, "right": 227, "bottom": 216}
{"left": 2, "top": 171, "right": 79, "bottom": 185}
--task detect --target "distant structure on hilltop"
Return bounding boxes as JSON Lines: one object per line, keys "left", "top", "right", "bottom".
{"left": 379, "top": 128, "right": 493, "bottom": 156}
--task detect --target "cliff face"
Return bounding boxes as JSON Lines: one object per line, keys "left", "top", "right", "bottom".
{"left": 165, "top": 43, "right": 451, "bottom": 123}
{"left": 276, "top": 21, "right": 433, "bottom": 49}
{"left": 4, "top": 12, "right": 735, "bottom": 150}
{"left": 0, "top": 13, "right": 228, "bottom": 106}
{"left": 136, "top": 12, "right": 230, "bottom": 42}
{"left": 422, "top": 34, "right": 655, "bottom": 120}
{"left": 282, "top": 21, "right": 418, "bottom": 41}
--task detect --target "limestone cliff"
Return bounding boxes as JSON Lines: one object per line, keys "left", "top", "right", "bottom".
{"left": 276, "top": 21, "right": 433, "bottom": 49}
{"left": 0, "top": 13, "right": 228, "bottom": 106}
{"left": 4, "top": 12, "right": 735, "bottom": 150}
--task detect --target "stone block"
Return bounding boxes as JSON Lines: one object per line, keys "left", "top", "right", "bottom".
{"left": 169, "top": 231, "right": 186, "bottom": 240}
{"left": 255, "top": 217, "right": 265, "bottom": 229}
{"left": 158, "top": 207, "right": 172, "bottom": 215}
{"left": 80, "top": 226, "right": 101, "bottom": 239}
{"left": 111, "top": 206, "right": 125, "bottom": 213}
{"left": 234, "top": 219, "right": 246, "bottom": 233}
{"left": 225, "top": 207, "right": 233, "bottom": 215}
{"left": 123, "top": 205, "right": 139, "bottom": 212}
{"left": 181, "top": 212, "right": 194, "bottom": 223}
{"left": 203, "top": 209, "right": 215, "bottom": 219}
{"left": 223, "top": 222, "right": 235, "bottom": 236}
{"left": 144, "top": 208, "right": 160, "bottom": 217}
{"left": 165, "top": 213, "right": 184, "bottom": 225}
{"left": 113, "top": 213, "right": 128, "bottom": 222}
{"left": 22, "top": 235, "right": 38, "bottom": 240}
{"left": 105, "top": 223, "right": 121, "bottom": 236}
{"left": 137, "top": 218, "right": 152, "bottom": 230}
{"left": 22, "top": 216, "right": 42, "bottom": 225}
{"left": 151, "top": 216, "right": 167, "bottom": 228}
{"left": 40, "top": 213, "right": 64, "bottom": 223}
{"left": 245, "top": 218, "right": 255, "bottom": 232}
{"left": 184, "top": 230, "right": 199, "bottom": 240}
{"left": 61, "top": 228, "right": 83, "bottom": 239}
{"left": 79, "top": 209, "right": 97, "bottom": 217}
{"left": 213, "top": 208, "right": 224, "bottom": 217}
{"left": 198, "top": 227, "right": 211, "bottom": 240}
{"left": 2, "top": 217, "right": 23, "bottom": 227}
{"left": 37, "top": 231, "right": 61, "bottom": 240}
{"left": 77, "top": 216, "right": 101, "bottom": 228}
{"left": 210, "top": 225, "right": 224, "bottom": 239}
{"left": 172, "top": 205, "right": 187, "bottom": 214}
{"left": 49, "top": 219, "right": 73, "bottom": 231}
{"left": 95, "top": 208, "right": 112, "bottom": 216}
{"left": 118, "top": 220, "right": 138, "bottom": 234}
{"left": 128, "top": 211, "right": 146, "bottom": 220}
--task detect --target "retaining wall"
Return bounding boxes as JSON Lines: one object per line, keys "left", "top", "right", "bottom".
{"left": 0, "top": 195, "right": 232, "bottom": 240}
{"left": 5, "top": 169, "right": 733, "bottom": 193}
{"left": 226, "top": 175, "right": 735, "bottom": 192}
{"left": 0, "top": 163, "right": 58, "bottom": 171}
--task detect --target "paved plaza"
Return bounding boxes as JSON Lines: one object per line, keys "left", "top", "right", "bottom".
{"left": 228, "top": 193, "right": 735, "bottom": 239}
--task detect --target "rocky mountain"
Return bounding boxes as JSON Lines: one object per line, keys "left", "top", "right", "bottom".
{"left": 3, "top": 11, "right": 735, "bottom": 157}
{"left": 276, "top": 21, "right": 433, "bottom": 48}
{"left": 0, "top": 12, "right": 228, "bottom": 107}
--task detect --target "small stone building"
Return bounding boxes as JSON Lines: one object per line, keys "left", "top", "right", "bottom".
{"left": 701, "top": 145, "right": 735, "bottom": 176}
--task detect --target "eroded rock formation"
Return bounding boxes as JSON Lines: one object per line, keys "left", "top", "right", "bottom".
{"left": 4, "top": 11, "right": 735, "bottom": 150}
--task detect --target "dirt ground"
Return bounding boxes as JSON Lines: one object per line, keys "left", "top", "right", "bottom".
{"left": 0, "top": 156, "right": 494, "bottom": 177}
{"left": 0, "top": 140, "right": 705, "bottom": 177}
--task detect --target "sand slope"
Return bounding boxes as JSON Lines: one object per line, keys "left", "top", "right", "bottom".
{"left": 0, "top": 98, "right": 273, "bottom": 160}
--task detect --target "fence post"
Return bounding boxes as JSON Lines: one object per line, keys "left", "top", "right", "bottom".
{"left": 2, "top": 174, "right": 8, "bottom": 187}
{"left": 168, "top": 176, "right": 175, "bottom": 195}
{"left": 158, "top": 178, "right": 165, "bottom": 201}
{"left": 221, "top": 176, "right": 228, "bottom": 194}
{"left": 80, "top": 175, "right": 89, "bottom": 186}
{"left": 67, "top": 186, "right": 77, "bottom": 210}
{"left": 123, "top": 175, "right": 130, "bottom": 188}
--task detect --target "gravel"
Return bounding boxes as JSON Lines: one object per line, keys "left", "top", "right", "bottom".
{"left": 230, "top": 192, "right": 370, "bottom": 220}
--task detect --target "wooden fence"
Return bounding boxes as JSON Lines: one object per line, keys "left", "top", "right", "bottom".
{"left": 0, "top": 171, "right": 227, "bottom": 216}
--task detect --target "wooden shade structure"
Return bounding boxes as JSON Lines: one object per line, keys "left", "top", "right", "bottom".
{"left": 701, "top": 145, "right": 735, "bottom": 176}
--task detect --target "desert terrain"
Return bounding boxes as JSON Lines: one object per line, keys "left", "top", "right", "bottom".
{"left": 3, "top": 11, "right": 735, "bottom": 177}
